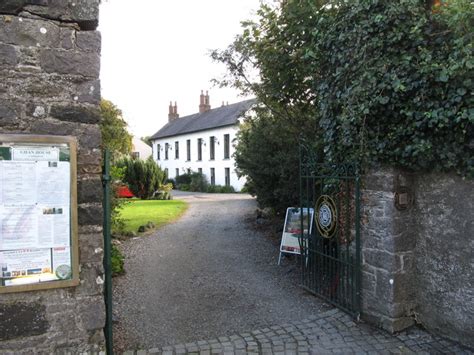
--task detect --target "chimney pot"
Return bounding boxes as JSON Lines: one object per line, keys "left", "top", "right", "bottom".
{"left": 168, "top": 100, "right": 179, "bottom": 122}
{"left": 199, "top": 90, "right": 211, "bottom": 113}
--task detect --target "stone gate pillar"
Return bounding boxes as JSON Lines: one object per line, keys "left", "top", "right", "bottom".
{"left": 360, "top": 168, "right": 417, "bottom": 332}
{"left": 0, "top": 1, "right": 105, "bottom": 352}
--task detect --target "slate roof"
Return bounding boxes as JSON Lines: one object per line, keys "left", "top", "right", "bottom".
{"left": 151, "top": 99, "right": 256, "bottom": 140}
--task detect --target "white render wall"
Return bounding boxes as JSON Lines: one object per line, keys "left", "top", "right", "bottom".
{"left": 132, "top": 136, "right": 152, "bottom": 160}
{"left": 151, "top": 125, "right": 246, "bottom": 191}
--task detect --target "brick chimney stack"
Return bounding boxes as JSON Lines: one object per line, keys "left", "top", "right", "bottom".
{"left": 168, "top": 101, "right": 179, "bottom": 122}
{"left": 199, "top": 90, "right": 211, "bottom": 113}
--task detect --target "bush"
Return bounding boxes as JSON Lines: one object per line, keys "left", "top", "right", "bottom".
{"left": 179, "top": 183, "right": 190, "bottom": 191}
{"left": 175, "top": 173, "right": 192, "bottom": 186}
{"left": 240, "top": 184, "right": 252, "bottom": 194}
{"left": 116, "top": 156, "right": 167, "bottom": 199}
{"left": 175, "top": 171, "right": 236, "bottom": 193}
{"left": 165, "top": 178, "right": 175, "bottom": 189}
{"left": 218, "top": 185, "right": 235, "bottom": 193}
{"left": 234, "top": 109, "right": 303, "bottom": 212}
{"left": 110, "top": 165, "right": 129, "bottom": 236}
{"left": 111, "top": 244, "right": 125, "bottom": 276}
{"left": 207, "top": 185, "right": 235, "bottom": 193}
{"left": 190, "top": 173, "right": 209, "bottom": 192}
{"left": 175, "top": 172, "right": 209, "bottom": 192}
{"left": 150, "top": 191, "right": 172, "bottom": 200}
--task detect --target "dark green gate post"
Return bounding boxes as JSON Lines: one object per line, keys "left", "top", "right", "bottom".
{"left": 102, "top": 149, "right": 113, "bottom": 354}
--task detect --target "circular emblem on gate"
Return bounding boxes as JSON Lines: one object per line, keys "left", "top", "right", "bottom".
{"left": 315, "top": 195, "right": 337, "bottom": 238}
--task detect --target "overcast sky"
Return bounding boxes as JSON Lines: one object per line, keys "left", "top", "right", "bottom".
{"left": 98, "top": 0, "right": 260, "bottom": 138}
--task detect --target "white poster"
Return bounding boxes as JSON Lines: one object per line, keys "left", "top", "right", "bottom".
{"left": 36, "top": 161, "right": 70, "bottom": 205}
{"left": 278, "top": 207, "right": 314, "bottom": 265}
{"left": 1, "top": 248, "right": 54, "bottom": 286}
{"left": 38, "top": 206, "right": 70, "bottom": 248}
{"left": 0, "top": 205, "right": 38, "bottom": 250}
{"left": 1, "top": 161, "right": 37, "bottom": 204}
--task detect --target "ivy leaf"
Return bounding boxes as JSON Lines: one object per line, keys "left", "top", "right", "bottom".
{"left": 438, "top": 70, "right": 449, "bottom": 82}
{"left": 378, "top": 96, "right": 390, "bottom": 104}
{"left": 457, "top": 88, "right": 467, "bottom": 96}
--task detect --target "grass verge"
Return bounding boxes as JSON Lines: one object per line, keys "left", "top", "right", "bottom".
{"left": 119, "top": 199, "right": 188, "bottom": 234}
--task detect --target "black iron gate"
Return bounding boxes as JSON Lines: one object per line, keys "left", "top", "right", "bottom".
{"left": 299, "top": 143, "right": 361, "bottom": 317}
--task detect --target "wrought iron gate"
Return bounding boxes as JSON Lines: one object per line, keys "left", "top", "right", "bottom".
{"left": 299, "top": 144, "right": 361, "bottom": 317}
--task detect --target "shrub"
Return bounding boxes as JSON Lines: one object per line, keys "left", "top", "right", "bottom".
{"left": 175, "top": 172, "right": 209, "bottom": 192}
{"left": 150, "top": 191, "right": 172, "bottom": 200}
{"left": 116, "top": 156, "right": 167, "bottom": 199}
{"left": 190, "top": 173, "right": 209, "bottom": 192}
{"left": 240, "top": 184, "right": 252, "bottom": 194}
{"left": 111, "top": 244, "right": 125, "bottom": 276}
{"left": 180, "top": 183, "right": 190, "bottom": 191}
{"left": 218, "top": 185, "right": 235, "bottom": 193}
{"left": 207, "top": 185, "right": 235, "bottom": 193}
{"left": 175, "top": 173, "right": 192, "bottom": 186}
{"left": 165, "top": 178, "right": 175, "bottom": 189}
{"left": 110, "top": 165, "right": 129, "bottom": 236}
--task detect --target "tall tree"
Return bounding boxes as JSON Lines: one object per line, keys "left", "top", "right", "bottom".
{"left": 212, "top": 0, "right": 473, "bottom": 211}
{"left": 99, "top": 99, "right": 133, "bottom": 160}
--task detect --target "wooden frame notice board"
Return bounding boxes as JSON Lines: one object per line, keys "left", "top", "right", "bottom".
{"left": 0, "top": 134, "right": 79, "bottom": 293}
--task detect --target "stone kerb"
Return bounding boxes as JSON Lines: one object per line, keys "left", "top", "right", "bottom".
{"left": 0, "top": 0, "right": 105, "bottom": 353}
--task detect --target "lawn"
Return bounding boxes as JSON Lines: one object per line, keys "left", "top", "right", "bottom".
{"left": 119, "top": 199, "right": 188, "bottom": 233}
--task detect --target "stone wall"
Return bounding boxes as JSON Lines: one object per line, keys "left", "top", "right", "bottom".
{"left": 361, "top": 167, "right": 474, "bottom": 348}
{"left": 0, "top": 0, "right": 104, "bottom": 353}
{"left": 414, "top": 173, "right": 474, "bottom": 348}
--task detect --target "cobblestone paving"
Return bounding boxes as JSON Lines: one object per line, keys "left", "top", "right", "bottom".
{"left": 123, "top": 308, "right": 472, "bottom": 355}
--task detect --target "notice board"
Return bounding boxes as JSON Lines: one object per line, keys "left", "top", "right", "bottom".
{"left": 0, "top": 134, "right": 79, "bottom": 293}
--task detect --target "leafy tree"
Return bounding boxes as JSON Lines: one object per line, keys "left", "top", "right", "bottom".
{"left": 99, "top": 99, "right": 134, "bottom": 238}
{"left": 100, "top": 99, "right": 133, "bottom": 160}
{"left": 235, "top": 108, "right": 302, "bottom": 211}
{"left": 117, "top": 156, "right": 168, "bottom": 199}
{"left": 140, "top": 136, "right": 152, "bottom": 147}
{"left": 213, "top": 0, "right": 473, "bottom": 211}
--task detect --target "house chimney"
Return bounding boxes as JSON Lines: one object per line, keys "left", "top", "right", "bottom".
{"left": 168, "top": 100, "right": 179, "bottom": 122}
{"left": 199, "top": 90, "right": 205, "bottom": 113}
{"left": 199, "top": 90, "right": 211, "bottom": 113}
{"left": 173, "top": 101, "right": 179, "bottom": 118}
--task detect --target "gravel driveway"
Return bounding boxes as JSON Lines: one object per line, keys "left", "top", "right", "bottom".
{"left": 113, "top": 192, "right": 330, "bottom": 350}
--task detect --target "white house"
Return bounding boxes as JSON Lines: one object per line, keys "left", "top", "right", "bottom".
{"left": 131, "top": 136, "right": 152, "bottom": 160}
{"left": 150, "top": 92, "right": 255, "bottom": 191}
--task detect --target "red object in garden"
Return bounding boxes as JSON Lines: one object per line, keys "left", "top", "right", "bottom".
{"left": 117, "top": 185, "right": 134, "bottom": 198}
